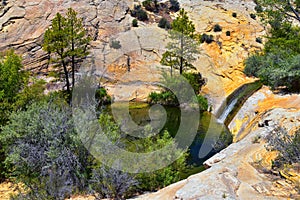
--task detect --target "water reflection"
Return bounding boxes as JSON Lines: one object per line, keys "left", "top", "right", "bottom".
{"left": 103, "top": 102, "right": 232, "bottom": 166}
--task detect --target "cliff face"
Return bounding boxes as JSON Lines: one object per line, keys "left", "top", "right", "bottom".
{"left": 0, "top": 0, "right": 131, "bottom": 70}
{"left": 0, "top": 0, "right": 265, "bottom": 111}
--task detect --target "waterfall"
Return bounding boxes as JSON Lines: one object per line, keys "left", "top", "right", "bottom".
{"left": 217, "top": 97, "right": 238, "bottom": 124}
{"left": 215, "top": 81, "right": 262, "bottom": 125}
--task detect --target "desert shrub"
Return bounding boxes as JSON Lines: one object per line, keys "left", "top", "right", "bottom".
{"left": 90, "top": 166, "right": 138, "bottom": 199}
{"left": 142, "top": 0, "right": 155, "bottom": 12}
{"left": 213, "top": 24, "right": 222, "bottom": 32}
{"left": 200, "top": 33, "right": 214, "bottom": 44}
{"left": 95, "top": 87, "right": 111, "bottom": 106}
{"left": 182, "top": 72, "right": 206, "bottom": 95}
{"left": 256, "top": 37, "right": 262, "bottom": 43}
{"left": 226, "top": 31, "right": 231, "bottom": 36}
{"left": 137, "top": 9, "right": 148, "bottom": 21}
{"left": 232, "top": 12, "right": 237, "bottom": 17}
{"left": 0, "top": 100, "right": 90, "bottom": 199}
{"left": 196, "top": 95, "right": 208, "bottom": 111}
{"left": 130, "top": 129, "right": 188, "bottom": 191}
{"left": 132, "top": 19, "right": 138, "bottom": 27}
{"left": 265, "top": 126, "right": 300, "bottom": 168}
{"left": 148, "top": 91, "right": 177, "bottom": 105}
{"left": 158, "top": 18, "right": 171, "bottom": 29}
{"left": 131, "top": 5, "right": 148, "bottom": 21}
{"left": 110, "top": 40, "right": 121, "bottom": 49}
{"left": 250, "top": 13, "right": 256, "bottom": 19}
{"left": 170, "top": 0, "right": 180, "bottom": 12}
{"left": 254, "top": 5, "right": 263, "bottom": 13}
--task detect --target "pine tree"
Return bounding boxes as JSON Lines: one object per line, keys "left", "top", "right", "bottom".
{"left": 161, "top": 9, "right": 199, "bottom": 75}
{"left": 43, "top": 8, "right": 90, "bottom": 102}
{"left": 65, "top": 8, "right": 90, "bottom": 88}
{"left": 256, "top": 0, "right": 300, "bottom": 25}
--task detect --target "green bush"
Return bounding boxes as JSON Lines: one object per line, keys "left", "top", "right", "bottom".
{"left": 132, "top": 19, "right": 138, "bottom": 27}
{"left": 158, "top": 18, "right": 171, "bottom": 29}
{"left": 148, "top": 72, "right": 207, "bottom": 109}
{"left": 255, "top": 37, "right": 262, "bottom": 43}
{"left": 131, "top": 129, "right": 188, "bottom": 191}
{"left": 148, "top": 91, "right": 178, "bottom": 105}
{"left": 196, "top": 95, "right": 208, "bottom": 111}
{"left": 254, "top": 5, "right": 263, "bottom": 13}
{"left": 0, "top": 101, "right": 90, "bottom": 199}
{"left": 226, "top": 31, "right": 231, "bottom": 36}
{"left": 213, "top": 24, "right": 222, "bottom": 32}
{"left": 244, "top": 54, "right": 263, "bottom": 77}
{"left": 110, "top": 39, "right": 122, "bottom": 49}
{"left": 232, "top": 12, "right": 237, "bottom": 17}
{"left": 182, "top": 72, "right": 206, "bottom": 95}
{"left": 142, "top": 0, "right": 155, "bottom": 12}
{"left": 244, "top": 25, "right": 300, "bottom": 92}
{"left": 95, "top": 87, "right": 111, "bottom": 106}
{"left": 244, "top": 51, "right": 300, "bottom": 92}
{"left": 170, "top": 0, "right": 180, "bottom": 12}
{"left": 131, "top": 5, "right": 148, "bottom": 21}
{"left": 137, "top": 9, "right": 148, "bottom": 21}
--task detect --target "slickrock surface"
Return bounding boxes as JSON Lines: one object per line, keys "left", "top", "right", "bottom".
{"left": 229, "top": 86, "right": 300, "bottom": 140}
{"left": 0, "top": 0, "right": 264, "bottom": 108}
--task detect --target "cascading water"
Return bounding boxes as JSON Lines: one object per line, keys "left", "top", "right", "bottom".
{"left": 215, "top": 81, "right": 262, "bottom": 125}
{"left": 217, "top": 98, "right": 238, "bottom": 124}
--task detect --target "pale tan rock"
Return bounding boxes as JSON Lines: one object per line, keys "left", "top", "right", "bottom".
{"left": 0, "top": 0, "right": 265, "bottom": 104}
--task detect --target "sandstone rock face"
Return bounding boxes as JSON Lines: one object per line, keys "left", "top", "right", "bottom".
{"left": 180, "top": 0, "right": 265, "bottom": 112}
{"left": 0, "top": 0, "right": 131, "bottom": 70}
{"left": 0, "top": 0, "right": 264, "bottom": 106}
{"left": 229, "top": 86, "right": 300, "bottom": 140}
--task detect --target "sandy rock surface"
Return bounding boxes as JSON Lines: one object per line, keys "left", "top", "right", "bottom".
{"left": 0, "top": 0, "right": 264, "bottom": 106}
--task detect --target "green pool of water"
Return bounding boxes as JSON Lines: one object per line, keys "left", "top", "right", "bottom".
{"left": 103, "top": 102, "right": 231, "bottom": 175}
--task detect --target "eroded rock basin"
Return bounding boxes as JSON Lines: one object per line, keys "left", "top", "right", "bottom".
{"left": 132, "top": 88, "right": 300, "bottom": 200}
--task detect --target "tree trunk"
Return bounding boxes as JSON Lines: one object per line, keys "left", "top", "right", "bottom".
{"left": 180, "top": 56, "right": 183, "bottom": 74}
{"left": 72, "top": 54, "right": 75, "bottom": 88}
{"left": 62, "top": 59, "right": 71, "bottom": 103}
{"left": 71, "top": 20, "right": 75, "bottom": 88}
{"left": 180, "top": 34, "right": 183, "bottom": 74}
